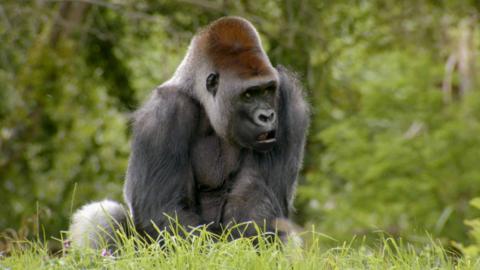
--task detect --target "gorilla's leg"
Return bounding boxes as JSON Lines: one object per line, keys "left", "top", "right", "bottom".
{"left": 219, "top": 166, "right": 303, "bottom": 244}
{"left": 220, "top": 168, "right": 281, "bottom": 237}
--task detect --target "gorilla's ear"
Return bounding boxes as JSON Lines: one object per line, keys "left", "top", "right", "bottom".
{"left": 206, "top": 72, "right": 219, "bottom": 96}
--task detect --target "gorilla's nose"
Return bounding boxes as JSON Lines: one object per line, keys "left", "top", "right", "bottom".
{"left": 254, "top": 109, "right": 276, "bottom": 127}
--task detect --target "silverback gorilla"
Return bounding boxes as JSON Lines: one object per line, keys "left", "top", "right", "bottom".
{"left": 69, "top": 16, "right": 309, "bottom": 248}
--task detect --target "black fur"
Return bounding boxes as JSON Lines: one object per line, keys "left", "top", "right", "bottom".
{"left": 124, "top": 66, "right": 309, "bottom": 239}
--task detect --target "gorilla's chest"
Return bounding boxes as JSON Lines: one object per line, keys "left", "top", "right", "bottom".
{"left": 191, "top": 134, "right": 243, "bottom": 224}
{"left": 191, "top": 135, "right": 240, "bottom": 190}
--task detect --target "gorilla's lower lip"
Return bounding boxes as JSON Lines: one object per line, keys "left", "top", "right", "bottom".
{"left": 257, "top": 138, "right": 276, "bottom": 144}
{"left": 256, "top": 130, "right": 276, "bottom": 143}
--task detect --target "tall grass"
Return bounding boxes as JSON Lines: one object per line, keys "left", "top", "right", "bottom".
{"left": 1, "top": 224, "right": 479, "bottom": 270}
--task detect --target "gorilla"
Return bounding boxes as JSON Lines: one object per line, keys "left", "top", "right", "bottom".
{"left": 69, "top": 16, "right": 309, "bottom": 248}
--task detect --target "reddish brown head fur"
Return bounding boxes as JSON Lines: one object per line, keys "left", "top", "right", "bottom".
{"left": 199, "top": 17, "right": 274, "bottom": 78}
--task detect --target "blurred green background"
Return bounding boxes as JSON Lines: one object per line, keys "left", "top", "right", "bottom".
{"left": 1, "top": 0, "right": 480, "bottom": 249}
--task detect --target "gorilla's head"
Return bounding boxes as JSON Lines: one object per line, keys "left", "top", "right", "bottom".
{"left": 191, "top": 17, "right": 280, "bottom": 152}
{"left": 206, "top": 69, "right": 278, "bottom": 152}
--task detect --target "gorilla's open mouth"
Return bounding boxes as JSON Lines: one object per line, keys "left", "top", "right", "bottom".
{"left": 256, "top": 130, "right": 276, "bottom": 143}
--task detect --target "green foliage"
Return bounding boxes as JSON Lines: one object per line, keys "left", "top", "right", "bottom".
{"left": 0, "top": 1, "right": 130, "bottom": 238}
{"left": 298, "top": 49, "right": 480, "bottom": 242}
{"left": 1, "top": 0, "right": 480, "bottom": 252}
{"left": 456, "top": 198, "right": 480, "bottom": 257}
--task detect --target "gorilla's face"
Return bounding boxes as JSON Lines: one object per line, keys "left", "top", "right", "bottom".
{"left": 205, "top": 72, "right": 279, "bottom": 152}
{"left": 230, "top": 80, "right": 278, "bottom": 152}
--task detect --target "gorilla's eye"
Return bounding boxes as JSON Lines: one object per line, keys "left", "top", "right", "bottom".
{"left": 242, "top": 90, "right": 256, "bottom": 101}
{"left": 206, "top": 73, "right": 219, "bottom": 96}
{"left": 264, "top": 85, "right": 276, "bottom": 96}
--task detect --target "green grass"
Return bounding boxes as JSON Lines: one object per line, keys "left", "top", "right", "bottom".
{"left": 1, "top": 227, "right": 480, "bottom": 270}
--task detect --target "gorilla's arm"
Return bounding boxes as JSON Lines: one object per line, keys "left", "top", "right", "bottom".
{"left": 221, "top": 67, "right": 309, "bottom": 236}
{"left": 262, "top": 66, "right": 310, "bottom": 216}
{"left": 124, "top": 87, "right": 202, "bottom": 238}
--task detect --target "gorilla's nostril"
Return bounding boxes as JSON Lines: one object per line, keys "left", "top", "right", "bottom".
{"left": 259, "top": 114, "right": 269, "bottom": 123}
{"left": 254, "top": 109, "right": 276, "bottom": 126}
{"left": 264, "top": 112, "right": 276, "bottom": 123}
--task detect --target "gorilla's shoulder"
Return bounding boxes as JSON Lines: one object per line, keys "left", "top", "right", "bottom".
{"left": 276, "top": 65, "right": 304, "bottom": 95}
{"left": 275, "top": 66, "right": 309, "bottom": 116}
{"left": 154, "top": 85, "right": 199, "bottom": 109}
{"left": 133, "top": 85, "right": 200, "bottom": 132}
